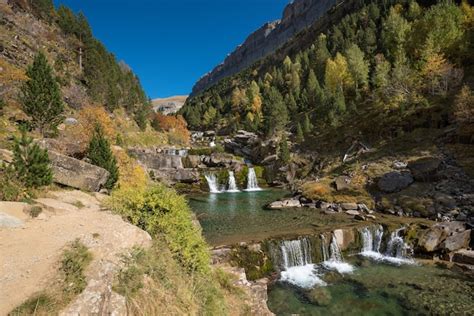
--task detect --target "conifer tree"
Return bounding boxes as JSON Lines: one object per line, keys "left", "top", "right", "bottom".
{"left": 278, "top": 137, "right": 291, "bottom": 163}
{"left": 87, "top": 124, "right": 119, "bottom": 190}
{"left": 20, "top": 52, "right": 64, "bottom": 136}
{"left": 303, "top": 113, "right": 313, "bottom": 134}
{"left": 12, "top": 129, "right": 53, "bottom": 188}
{"left": 296, "top": 123, "right": 304, "bottom": 143}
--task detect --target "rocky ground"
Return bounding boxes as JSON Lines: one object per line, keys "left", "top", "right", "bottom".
{"left": 0, "top": 190, "right": 151, "bottom": 315}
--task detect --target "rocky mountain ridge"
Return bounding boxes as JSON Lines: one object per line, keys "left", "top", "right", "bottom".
{"left": 191, "top": 0, "right": 338, "bottom": 95}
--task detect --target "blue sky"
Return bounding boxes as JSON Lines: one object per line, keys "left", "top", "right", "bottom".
{"left": 54, "top": 0, "right": 289, "bottom": 99}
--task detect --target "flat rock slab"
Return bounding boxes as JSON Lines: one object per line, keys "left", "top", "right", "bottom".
{"left": 0, "top": 212, "right": 24, "bottom": 228}
{"left": 378, "top": 171, "right": 414, "bottom": 193}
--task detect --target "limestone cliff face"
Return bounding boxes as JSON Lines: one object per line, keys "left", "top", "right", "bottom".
{"left": 191, "top": 0, "right": 337, "bottom": 95}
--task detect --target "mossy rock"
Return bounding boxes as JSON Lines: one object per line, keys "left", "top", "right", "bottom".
{"left": 229, "top": 245, "right": 273, "bottom": 281}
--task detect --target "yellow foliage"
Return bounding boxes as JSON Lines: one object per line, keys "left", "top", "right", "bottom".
{"left": 324, "top": 53, "right": 353, "bottom": 94}
{"left": 0, "top": 59, "right": 27, "bottom": 83}
{"left": 113, "top": 147, "right": 148, "bottom": 189}
{"left": 71, "top": 105, "right": 116, "bottom": 150}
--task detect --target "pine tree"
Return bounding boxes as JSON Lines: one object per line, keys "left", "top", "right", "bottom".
{"left": 303, "top": 113, "right": 313, "bottom": 134}
{"left": 278, "top": 137, "right": 291, "bottom": 163}
{"left": 263, "top": 87, "right": 288, "bottom": 137}
{"left": 20, "top": 52, "right": 64, "bottom": 136}
{"left": 12, "top": 129, "right": 53, "bottom": 188}
{"left": 87, "top": 125, "right": 119, "bottom": 190}
{"left": 296, "top": 123, "right": 304, "bottom": 142}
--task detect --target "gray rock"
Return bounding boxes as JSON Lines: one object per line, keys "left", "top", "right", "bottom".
{"left": 408, "top": 157, "right": 442, "bottom": 181}
{"left": 38, "top": 138, "right": 84, "bottom": 157}
{"left": 48, "top": 151, "right": 110, "bottom": 192}
{"left": 150, "top": 168, "right": 199, "bottom": 184}
{"left": 393, "top": 161, "right": 408, "bottom": 169}
{"left": 418, "top": 227, "right": 445, "bottom": 252}
{"left": 64, "top": 117, "right": 78, "bottom": 125}
{"left": 267, "top": 199, "right": 301, "bottom": 209}
{"left": 378, "top": 171, "right": 414, "bottom": 193}
{"left": 452, "top": 249, "right": 474, "bottom": 265}
{"left": 0, "top": 148, "right": 13, "bottom": 163}
{"left": 441, "top": 230, "right": 471, "bottom": 252}
{"left": 334, "top": 176, "right": 351, "bottom": 191}
{"left": 366, "top": 214, "right": 376, "bottom": 220}
{"left": 345, "top": 210, "right": 360, "bottom": 216}
{"left": 341, "top": 203, "right": 358, "bottom": 210}
{"left": 129, "top": 150, "right": 183, "bottom": 169}
{"left": 0, "top": 212, "right": 24, "bottom": 228}
{"left": 354, "top": 214, "right": 366, "bottom": 221}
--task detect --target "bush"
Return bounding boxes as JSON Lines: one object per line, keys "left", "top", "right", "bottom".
{"left": 0, "top": 165, "right": 25, "bottom": 201}
{"left": 60, "top": 239, "right": 93, "bottom": 295}
{"left": 12, "top": 129, "right": 53, "bottom": 188}
{"left": 87, "top": 124, "right": 119, "bottom": 190}
{"left": 107, "top": 184, "right": 210, "bottom": 274}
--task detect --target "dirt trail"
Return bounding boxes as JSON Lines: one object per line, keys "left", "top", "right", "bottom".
{"left": 0, "top": 190, "right": 151, "bottom": 315}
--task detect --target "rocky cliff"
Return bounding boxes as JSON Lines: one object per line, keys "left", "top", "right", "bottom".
{"left": 191, "top": 0, "right": 338, "bottom": 95}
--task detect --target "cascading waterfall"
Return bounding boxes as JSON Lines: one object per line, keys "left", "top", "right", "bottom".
{"left": 245, "top": 167, "right": 262, "bottom": 191}
{"left": 227, "top": 171, "right": 240, "bottom": 192}
{"left": 204, "top": 174, "right": 221, "bottom": 193}
{"left": 359, "top": 226, "right": 414, "bottom": 265}
{"left": 322, "top": 234, "right": 355, "bottom": 274}
{"left": 278, "top": 238, "right": 326, "bottom": 289}
{"left": 320, "top": 234, "right": 329, "bottom": 261}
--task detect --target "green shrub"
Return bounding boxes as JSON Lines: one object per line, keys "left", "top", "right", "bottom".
{"left": 0, "top": 165, "right": 24, "bottom": 201}
{"left": 87, "top": 124, "right": 119, "bottom": 190}
{"left": 10, "top": 293, "right": 57, "bottom": 315}
{"left": 12, "top": 129, "right": 53, "bottom": 188}
{"left": 107, "top": 184, "right": 210, "bottom": 274}
{"left": 60, "top": 239, "right": 93, "bottom": 295}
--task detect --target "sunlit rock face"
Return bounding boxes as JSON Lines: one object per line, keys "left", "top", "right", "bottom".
{"left": 191, "top": 0, "right": 337, "bottom": 95}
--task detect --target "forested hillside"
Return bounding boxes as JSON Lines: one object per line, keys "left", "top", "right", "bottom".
{"left": 181, "top": 0, "right": 473, "bottom": 143}
{"left": 2, "top": 0, "right": 150, "bottom": 128}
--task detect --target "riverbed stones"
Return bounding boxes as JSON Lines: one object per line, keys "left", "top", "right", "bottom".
{"left": 378, "top": 171, "right": 414, "bottom": 193}
{"left": 267, "top": 199, "right": 301, "bottom": 209}
{"left": 305, "top": 287, "right": 332, "bottom": 306}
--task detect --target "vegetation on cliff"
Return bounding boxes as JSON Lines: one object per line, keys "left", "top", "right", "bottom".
{"left": 181, "top": 0, "right": 473, "bottom": 142}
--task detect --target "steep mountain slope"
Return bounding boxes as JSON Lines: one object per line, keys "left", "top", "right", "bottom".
{"left": 192, "top": 0, "right": 338, "bottom": 95}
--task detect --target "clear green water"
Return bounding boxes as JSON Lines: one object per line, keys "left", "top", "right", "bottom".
{"left": 188, "top": 189, "right": 355, "bottom": 245}
{"left": 268, "top": 257, "right": 474, "bottom": 315}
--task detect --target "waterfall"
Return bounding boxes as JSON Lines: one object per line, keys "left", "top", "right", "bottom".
{"left": 322, "top": 234, "right": 354, "bottom": 274}
{"left": 227, "top": 171, "right": 240, "bottom": 192}
{"left": 204, "top": 174, "right": 221, "bottom": 193}
{"left": 359, "top": 226, "right": 414, "bottom": 265}
{"left": 278, "top": 238, "right": 326, "bottom": 289}
{"left": 320, "top": 234, "right": 329, "bottom": 261}
{"left": 280, "top": 239, "right": 312, "bottom": 269}
{"left": 245, "top": 167, "right": 262, "bottom": 191}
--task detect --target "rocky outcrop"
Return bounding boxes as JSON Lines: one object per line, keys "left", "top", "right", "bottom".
{"left": 150, "top": 168, "right": 200, "bottom": 184}
{"left": 48, "top": 151, "right": 110, "bottom": 192}
{"left": 267, "top": 198, "right": 302, "bottom": 209}
{"left": 417, "top": 221, "right": 470, "bottom": 253}
{"left": 152, "top": 95, "right": 187, "bottom": 115}
{"left": 378, "top": 171, "right": 414, "bottom": 193}
{"left": 408, "top": 157, "right": 442, "bottom": 181}
{"left": 191, "top": 0, "right": 338, "bottom": 95}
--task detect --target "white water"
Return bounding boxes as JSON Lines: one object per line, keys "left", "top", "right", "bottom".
{"left": 322, "top": 234, "right": 355, "bottom": 274}
{"left": 227, "top": 171, "right": 240, "bottom": 192}
{"left": 279, "top": 238, "right": 326, "bottom": 289}
{"left": 360, "top": 226, "right": 415, "bottom": 265}
{"left": 204, "top": 174, "right": 221, "bottom": 193}
{"left": 244, "top": 167, "right": 262, "bottom": 191}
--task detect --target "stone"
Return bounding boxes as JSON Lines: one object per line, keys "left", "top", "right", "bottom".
{"left": 354, "top": 214, "right": 366, "bottom": 221}
{"left": 305, "top": 287, "right": 332, "bottom": 306}
{"left": 129, "top": 150, "right": 183, "bottom": 169}
{"left": 334, "top": 176, "right": 351, "bottom": 191}
{"left": 452, "top": 249, "right": 474, "bottom": 265}
{"left": 407, "top": 157, "right": 442, "bottom": 181}
{"left": 0, "top": 148, "right": 13, "bottom": 163}
{"left": 267, "top": 198, "right": 301, "bottom": 209}
{"left": 341, "top": 203, "right": 358, "bottom": 210}
{"left": 393, "top": 161, "right": 408, "bottom": 169}
{"left": 441, "top": 230, "right": 471, "bottom": 252}
{"left": 0, "top": 212, "right": 24, "bottom": 228}
{"left": 38, "top": 138, "right": 84, "bottom": 157}
{"left": 345, "top": 210, "right": 360, "bottom": 216}
{"left": 418, "top": 227, "right": 445, "bottom": 252}
{"left": 184, "top": 155, "right": 201, "bottom": 168}
{"left": 48, "top": 151, "right": 110, "bottom": 192}
{"left": 318, "top": 201, "right": 333, "bottom": 209}
{"left": 150, "top": 168, "right": 200, "bottom": 184}
{"left": 64, "top": 117, "right": 78, "bottom": 125}
{"left": 377, "top": 171, "right": 414, "bottom": 193}
{"left": 366, "top": 215, "right": 376, "bottom": 220}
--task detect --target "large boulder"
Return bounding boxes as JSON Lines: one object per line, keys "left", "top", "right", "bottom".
{"left": 38, "top": 138, "right": 84, "bottom": 158}
{"left": 417, "top": 222, "right": 467, "bottom": 252}
{"left": 452, "top": 250, "right": 474, "bottom": 265}
{"left": 378, "top": 171, "right": 414, "bottom": 193}
{"left": 334, "top": 176, "right": 351, "bottom": 191}
{"left": 48, "top": 151, "right": 110, "bottom": 192}
{"left": 131, "top": 152, "right": 183, "bottom": 169}
{"left": 441, "top": 230, "right": 471, "bottom": 252}
{"left": 150, "top": 168, "right": 199, "bottom": 184}
{"left": 408, "top": 157, "right": 442, "bottom": 181}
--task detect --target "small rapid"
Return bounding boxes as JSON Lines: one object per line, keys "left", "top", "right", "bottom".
{"left": 244, "top": 167, "right": 262, "bottom": 191}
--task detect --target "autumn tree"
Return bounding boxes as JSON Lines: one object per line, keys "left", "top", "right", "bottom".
{"left": 325, "top": 53, "right": 353, "bottom": 95}
{"left": 345, "top": 44, "right": 369, "bottom": 92}
{"left": 382, "top": 7, "right": 411, "bottom": 63}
